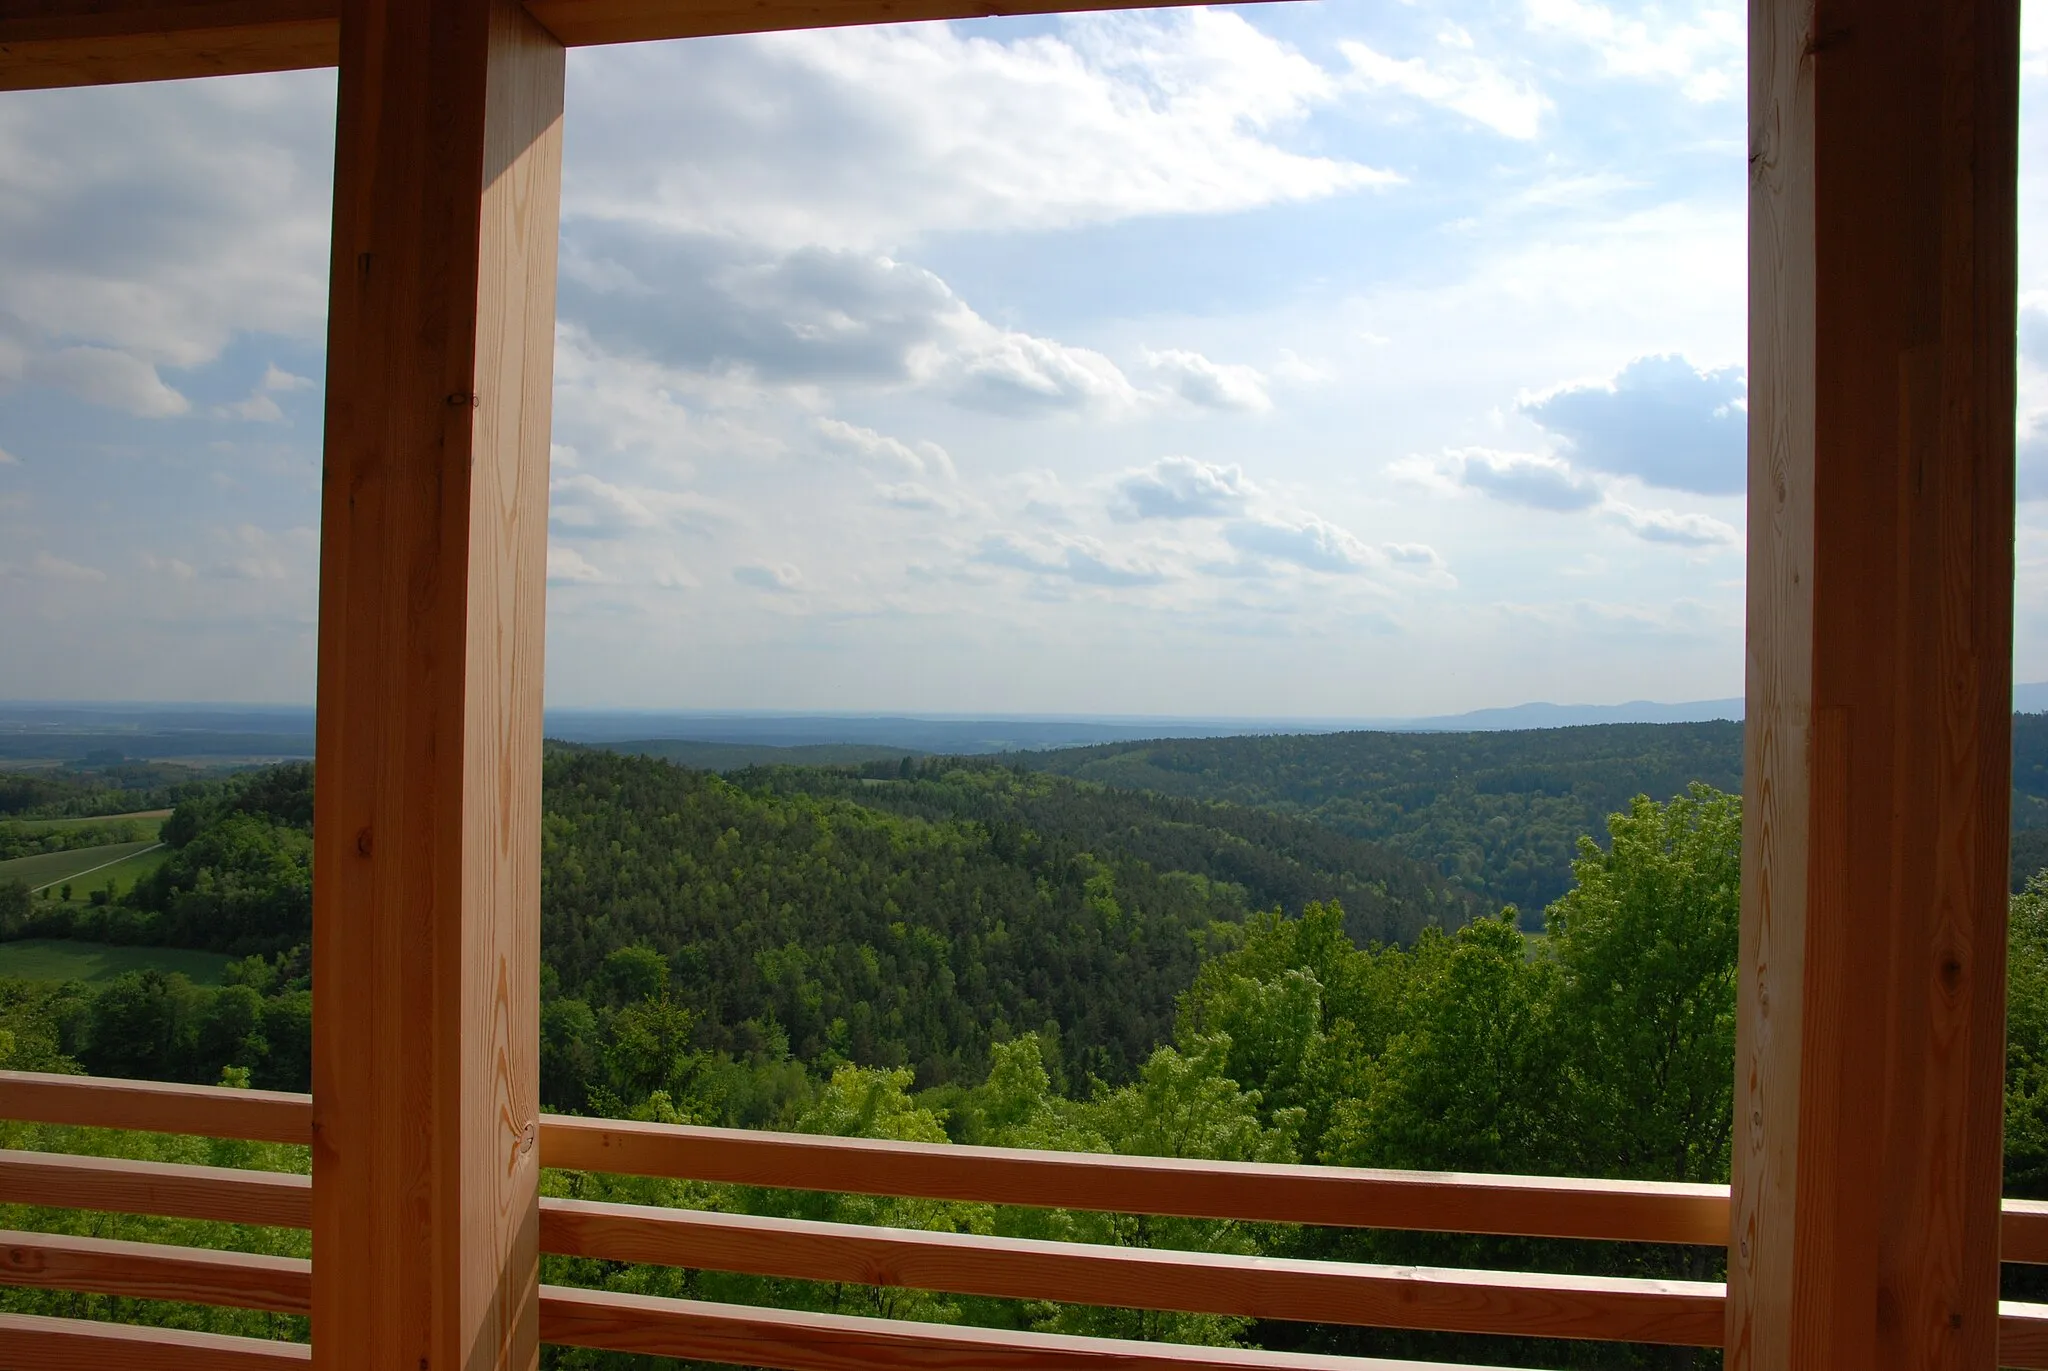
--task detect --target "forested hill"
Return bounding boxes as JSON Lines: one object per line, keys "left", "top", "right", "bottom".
{"left": 1015, "top": 714, "right": 2048, "bottom": 912}
{"left": 541, "top": 749, "right": 1476, "bottom": 1092}
{"left": 1011, "top": 722, "right": 1746, "bottom": 914}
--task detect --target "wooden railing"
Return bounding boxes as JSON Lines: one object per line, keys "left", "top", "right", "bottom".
{"left": 4, "top": 1069, "right": 2047, "bottom": 1369}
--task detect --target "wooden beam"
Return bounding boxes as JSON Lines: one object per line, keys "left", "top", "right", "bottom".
{"left": 542, "top": 1115, "right": 1729, "bottom": 1245}
{"left": 0, "top": 0, "right": 337, "bottom": 91}
{"left": 540, "top": 1196, "right": 1725, "bottom": 1346}
{"left": 536, "top": 1284, "right": 1528, "bottom": 1371}
{"left": 0, "top": 0, "right": 1263, "bottom": 92}
{"left": 0, "top": 1313, "right": 309, "bottom": 1370}
{"left": 0, "top": 1228, "right": 311, "bottom": 1312}
{"left": 523, "top": 0, "right": 1274, "bottom": 46}
{"left": 0, "top": 1148, "right": 312, "bottom": 1229}
{"left": 0, "top": 1069, "right": 310, "bottom": 1143}
{"left": 309, "top": 0, "right": 561, "bottom": 1369}
{"left": 1730, "top": 0, "right": 2022, "bottom": 1367}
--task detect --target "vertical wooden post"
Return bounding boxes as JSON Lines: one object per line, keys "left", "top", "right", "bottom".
{"left": 310, "top": 0, "right": 562, "bottom": 1367}
{"left": 1732, "top": 0, "right": 2020, "bottom": 1366}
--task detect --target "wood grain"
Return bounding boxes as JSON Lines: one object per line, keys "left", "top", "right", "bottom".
{"left": 2002, "top": 1301, "right": 2048, "bottom": 1370}
{"left": 525, "top": 0, "right": 1269, "bottom": 45}
{"left": 0, "top": 1312, "right": 308, "bottom": 1369}
{"left": 2008, "top": 1200, "right": 2048, "bottom": 1265}
{"left": 0, "top": 0, "right": 335, "bottom": 90}
{"left": 0, "top": 1149, "right": 311, "bottom": 1229}
{"left": 311, "top": 1, "right": 560, "bottom": 1369}
{"left": 542, "top": 1116, "right": 1729, "bottom": 1245}
{"left": 0, "top": 1070, "right": 311, "bottom": 1143}
{"left": 536, "top": 1283, "right": 1530, "bottom": 1370}
{"left": 0, "top": 1228, "right": 310, "bottom": 1312}
{"left": 540, "top": 1196, "right": 1724, "bottom": 1346}
{"left": 1731, "top": 0, "right": 2022, "bottom": 1367}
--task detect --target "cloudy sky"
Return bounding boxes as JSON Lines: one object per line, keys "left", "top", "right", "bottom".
{"left": 1, "top": 0, "right": 2045, "bottom": 717}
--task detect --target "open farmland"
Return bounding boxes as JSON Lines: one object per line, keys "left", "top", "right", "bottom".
{"left": 0, "top": 937, "right": 231, "bottom": 985}
{"left": 0, "top": 840, "right": 165, "bottom": 893}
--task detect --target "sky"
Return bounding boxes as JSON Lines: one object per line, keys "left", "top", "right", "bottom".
{"left": 0, "top": 0, "right": 2045, "bottom": 718}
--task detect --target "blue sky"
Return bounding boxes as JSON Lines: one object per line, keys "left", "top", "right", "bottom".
{"left": 0, "top": 0, "right": 2044, "bottom": 717}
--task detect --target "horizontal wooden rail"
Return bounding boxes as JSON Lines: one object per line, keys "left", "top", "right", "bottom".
{"left": 2006, "top": 1302, "right": 2048, "bottom": 1370}
{"left": 536, "top": 1282, "right": 1526, "bottom": 1371}
{"left": 543, "top": 1114, "right": 1729, "bottom": 1245}
{"left": 8, "top": 1071, "right": 2048, "bottom": 1263}
{"left": 0, "top": 1312, "right": 308, "bottom": 1369}
{"left": 2, "top": 1209, "right": 2045, "bottom": 1366}
{"left": 0, "top": 1070, "right": 311, "bottom": 1144}
{"left": 0, "top": 1228, "right": 310, "bottom": 1312}
{"left": 0, "top": 1149, "right": 312, "bottom": 1229}
{"left": 542, "top": 1195, "right": 1724, "bottom": 1347}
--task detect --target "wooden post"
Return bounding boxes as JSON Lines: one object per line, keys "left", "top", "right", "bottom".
{"left": 1732, "top": 0, "right": 2020, "bottom": 1366}
{"left": 309, "top": 0, "right": 562, "bottom": 1367}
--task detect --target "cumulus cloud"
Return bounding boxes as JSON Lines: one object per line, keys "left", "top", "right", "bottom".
{"left": 874, "top": 481, "right": 958, "bottom": 513}
{"left": 1144, "top": 349, "right": 1271, "bottom": 411}
{"left": 27, "top": 551, "right": 107, "bottom": 583}
{"left": 547, "top": 545, "right": 608, "bottom": 585}
{"left": 28, "top": 346, "right": 187, "bottom": 417}
{"left": 550, "top": 472, "right": 724, "bottom": 538}
{"left": 565, "top": 11, "right": 1392, "bottom": 253}
{"left": 1112, "top": 457, "right": 1254, "bottom": 521}
{"left": 563, "top": 229, "right": 1136, "bottom": 416}
{"left": 816, "top": 418, "right": 955, "bottom": 479}
{"left": 1605, "top": 502, "right": 1739, "bottom": 548}
{"left": 1527, "top": 0, "right": 1743, "bottom": 103}
{"left": 1449, "top": 448, "right": 1601, "bottom": 511}
{"left": 1340, "top": 38, "right": 1548, "bottom": 139}
{"left": 1523, "top": 354, "right": 1746, "bottom": 494}
{"left": 977, "top": 533, "right": 1167, "bottom": 587}
{"left": 1225, "top": 516, "right": 1379, "bottom": 574}
{"left": 0, "top": 72, "right": 334, "bottom": 372}
{"left": 734, "top": 563, "right": 804, "bottom": 593}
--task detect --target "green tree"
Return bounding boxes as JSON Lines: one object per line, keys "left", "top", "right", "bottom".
{"left": 1545, "top": 784, "right": 1741, "bottom": 1183}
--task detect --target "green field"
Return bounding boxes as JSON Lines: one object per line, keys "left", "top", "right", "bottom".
{"left": 0, "top": 840, "right": 165, "bottom": 894}
{"left": 0, "top": 808, "right": 170, "bottom": 836}
{"left": 0, "top": 937, "right": 231, "bottom": 986}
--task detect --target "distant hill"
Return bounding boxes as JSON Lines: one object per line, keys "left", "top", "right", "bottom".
{"left": 591, "top": 739, "right": 925, "bottom": 771}
{"left": 1019, "top": 713, "right": 2048, "bottom": 910}
{"left": 1012, "top": 722, "right": 1746, "bottom": 917}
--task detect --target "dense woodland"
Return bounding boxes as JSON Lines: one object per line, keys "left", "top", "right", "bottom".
{"left": 8, "top": 725, "right": 2048, "bottom": 1365}
{"left": 1022, "top": 714, "right": 2048, "bottom": 910}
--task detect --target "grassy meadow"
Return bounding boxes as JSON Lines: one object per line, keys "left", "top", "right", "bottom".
{"left": 0, "top": 840, "right": 166, "bottom": 895}
{"left": 0, "top": 937, "right": 232, "bottom": 986}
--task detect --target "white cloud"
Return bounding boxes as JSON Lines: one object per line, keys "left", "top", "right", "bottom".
{"left": 1446, "top": 448, "right": 1602, "bottom": 511}
{"left": 1225, "top": 516, "right": 1380, "bottom": 574}
{"left": 1112, "top": 456, "right": 1255, "bottom": 521}
{"left": 977, "top": 532, "right": 1167, "bottom": 587}
{"left": 817, "top": 417, "right": 955, "bottom": 479}
{"left": 1523, "top": 354, "right": 1746, "bottom": 494}
{"left": 28, "top": 551, "right": 106, "bottom": 583}
{"left": 28, "top": 346, "right": 188, "bottom": 417}
{"left": 549, "top": 472, "right": 725, "bottom": 538}
{"left": 0, "top": 72, "right": 335, "bottom": 369}
{"left": 1341, "top": 40, "right": 1548, "bottom": 139}
{"left": 1604, "top": 501, "right": 1739, "bottom": 548}
{"left": 0, "top": 445, "right": 15, "bottom": 464}
{"left": 548, "top": 545, "right": 608, "bottom": 585}
{"left": 734, "top": 562, "right": 804, "bottom": 592}
{"left": 565, "top": 11, "right": 1393, "bottom": 252}
{"left": 1526, "top": 0, "right": 1743, "bottom": 103}
{"left": 874, "top": 481, "right": 958, "bottom": 513}
{"left": 1144, "top": 348, "right": 1271, "bottom": 411}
